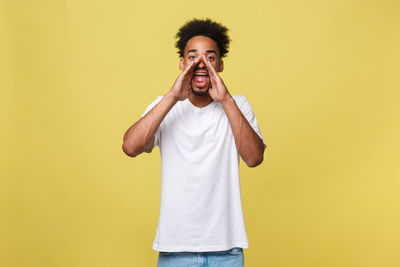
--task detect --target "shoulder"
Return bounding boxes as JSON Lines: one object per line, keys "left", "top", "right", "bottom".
{"left": 147, "top": 95, "right": 164, "bottom": 107}
{"left": 142, "top": 96, "right": 164, "bottom": 116}
{"left": 232, "top": 95, "right": 250, "bottom": 108}
{"left": 154, "top": 95, "right": 163, "bottom": 103}
{"left": 232, "top": 94, "right": 247, "bottom": 101}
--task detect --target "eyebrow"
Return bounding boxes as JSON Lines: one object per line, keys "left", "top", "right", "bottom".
{"left": 186, "top": 49, "right": 218, "bottom": 55}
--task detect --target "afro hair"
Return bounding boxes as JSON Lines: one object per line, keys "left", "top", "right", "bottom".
{"left": 175, "top": 18, "right": 230, "bottom": 58}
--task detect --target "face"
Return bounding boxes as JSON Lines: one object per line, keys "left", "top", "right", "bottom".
{"left": 179, "top": 35, "right": 224, "bottom": 96}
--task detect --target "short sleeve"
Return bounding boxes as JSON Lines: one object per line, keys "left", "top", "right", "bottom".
{"left": 234, "top": 95, "right": 267, "bottom": 149}
{"left": 141, "top": 96, "right": 163, "bottom": 148}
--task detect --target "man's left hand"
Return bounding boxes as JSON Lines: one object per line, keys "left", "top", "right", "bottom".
{"left": 202, "top": 55, "right": 232, "bottom": 103}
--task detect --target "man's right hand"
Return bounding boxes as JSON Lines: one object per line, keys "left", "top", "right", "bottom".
{"left": 168, "top": 58, "right": 199, "bottom": 101}
{"left": 122, "top": 58, "right": 199, "bottom": 158}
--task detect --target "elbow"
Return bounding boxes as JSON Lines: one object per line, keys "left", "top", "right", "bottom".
{"left": 246, "top": 157, "right": 263, "bottom": 168}
{"left": 245, "top": 151, "right": 264, "bottom": 168}
{"left": 122, "top": 142, "right": 141, "bottom": 157}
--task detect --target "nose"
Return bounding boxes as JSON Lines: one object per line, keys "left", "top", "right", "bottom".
{"left": 197, "top": 57, "right": 205, "bottom": 68}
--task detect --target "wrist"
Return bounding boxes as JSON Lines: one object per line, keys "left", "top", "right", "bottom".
{"left": 220, "top": 94, "right": 234, "bottom": 105}
{"left": 164, "top": 91, "right": 179, "bottom": 104}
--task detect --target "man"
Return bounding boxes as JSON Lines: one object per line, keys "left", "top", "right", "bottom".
{"left": 122, "top": 18, "right": 266, "bottom": 267}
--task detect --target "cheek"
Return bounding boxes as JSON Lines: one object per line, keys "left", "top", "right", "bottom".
{"left": 180, "top": 60, "right": 189, "bottom": 70}
{"left": 211, "top": 62, "right": 220, "bottom": 71}
{"left": 184, "top": 59, "right": 194, "bottom": 68}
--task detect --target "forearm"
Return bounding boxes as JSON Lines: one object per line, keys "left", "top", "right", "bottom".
{"left": 122, "top": 92, "right": 177, "bottom": 157}
{"left": 221, "top": 97, "right": 265, "bottom": 167}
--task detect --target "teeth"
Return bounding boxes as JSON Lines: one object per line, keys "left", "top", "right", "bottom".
{"left": 195, "top": 73, "right": 208, "bottom": 76}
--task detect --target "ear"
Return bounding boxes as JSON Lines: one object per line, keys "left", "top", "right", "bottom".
{"left": 217, "top": 59, "right": 224, "bottom": 72}
{"left": 179, "top": 58, "right": 184, "bottom": 71}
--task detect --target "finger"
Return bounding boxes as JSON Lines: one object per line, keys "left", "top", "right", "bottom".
{"left": 199, "top": 56, "right": 217, "bottom": 87}
{"left": 202, "top": 55, "right": 217, "bottom": 75}
{"left": 202, "top": 55, "right": 219, "bottom": 80}
{"left": 179, "top": 61, "right": 197, "bottom": 82}
{"left": 183, "top": 58, "right": 199, "bottom": 75}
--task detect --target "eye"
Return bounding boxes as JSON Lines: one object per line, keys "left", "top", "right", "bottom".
{"left": 188, "top": 55, "right": 195, "bottom": 60}
{"left": 206, "top": 56, "right": 215, "bottom": 61}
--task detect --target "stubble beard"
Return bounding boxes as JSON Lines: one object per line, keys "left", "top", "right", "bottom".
{"left": 190, "top": 81, "right": 212, "bottom": 96}
{"left": 191, "top": 87, "right": 209, "bottom": 96}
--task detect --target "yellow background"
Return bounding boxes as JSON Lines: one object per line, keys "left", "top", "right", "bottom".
{"left": 1, "top": 0, "right": 399, "bottom": 266}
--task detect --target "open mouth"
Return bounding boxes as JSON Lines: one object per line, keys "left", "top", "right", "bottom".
{"left": 193, "top": 71, "right": 209, "bottom": 88}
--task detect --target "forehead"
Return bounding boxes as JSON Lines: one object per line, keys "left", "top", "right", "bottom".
{"left": 184, "top": 35, "right": 220, "bottom": 55}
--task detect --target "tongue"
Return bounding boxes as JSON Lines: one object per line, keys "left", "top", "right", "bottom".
{"left": 195, "top": 76, "right": 207, "bottom": 83}
{"left": 194, "top": 75, "right": 208, "bottom": 87}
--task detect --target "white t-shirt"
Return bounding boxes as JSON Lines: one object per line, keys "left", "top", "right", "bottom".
{"left": 141, "top": 95, "right": 266, "bottom": 252}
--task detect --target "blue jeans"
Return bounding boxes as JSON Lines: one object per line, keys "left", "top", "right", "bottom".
{"left": 157, "top": 247, "right": 244, "bottom": 267}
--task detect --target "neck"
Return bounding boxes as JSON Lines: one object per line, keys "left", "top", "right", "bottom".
{"left": 188, "top": 93, "right": 213, "bottom": 108}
